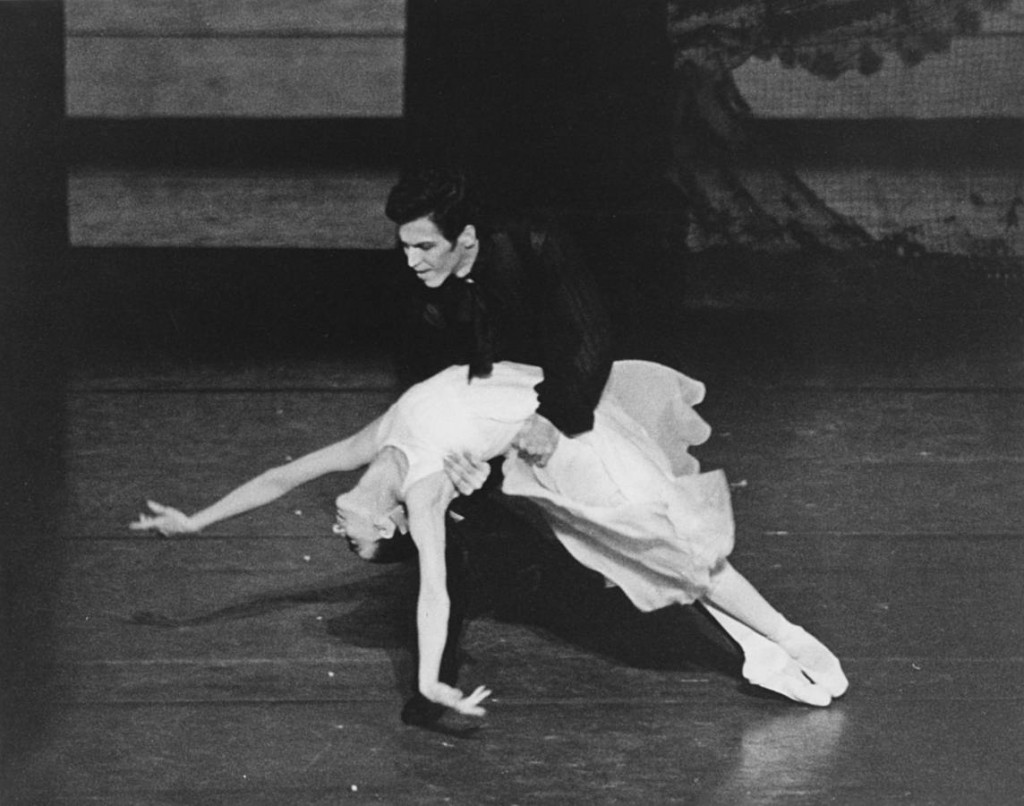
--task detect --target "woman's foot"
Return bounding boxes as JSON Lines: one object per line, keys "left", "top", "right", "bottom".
{"left": 742, "top": 639, "right": 833, "bottom": 707}
{"left": 777, "top": 626, "right": 849, "bottom": 698}
{"left": 702, "top": 603, "right": 833, "bottom": 707}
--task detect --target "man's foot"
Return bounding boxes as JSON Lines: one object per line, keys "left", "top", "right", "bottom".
{"left": 401, "top": 693, "right": 446, "bottom": 727}
{"left": 777, "top": 626, "right": 849, "bottom": 698}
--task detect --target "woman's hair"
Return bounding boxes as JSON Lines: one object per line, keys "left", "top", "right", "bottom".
{"left": 384, "top": 167, "right": 477, "bottom": 242}
{"left": 366, "top": 529, "right": 417, "bottom": 564}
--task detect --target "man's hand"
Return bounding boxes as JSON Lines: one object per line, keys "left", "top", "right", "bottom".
{"left": 512, "top": 413, "right": 560, "bottom": 467}
{"left": 443, "top": 451, "right": 491, "bottom": 496}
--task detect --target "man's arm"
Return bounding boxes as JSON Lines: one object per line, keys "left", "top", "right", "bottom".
{"left": 531, "top": 227, "right": 613, "bottom": 437}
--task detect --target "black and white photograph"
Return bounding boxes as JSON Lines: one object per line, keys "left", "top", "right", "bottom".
{"left": 2, "top": 1, "right": 1023, "bottom": 803}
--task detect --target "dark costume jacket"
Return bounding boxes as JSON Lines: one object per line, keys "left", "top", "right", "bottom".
{"left": 393, "top": 219, "right": 612, "bottom": 437}
{"left": 391, "top": 218, "right": 613, "bottom": 726}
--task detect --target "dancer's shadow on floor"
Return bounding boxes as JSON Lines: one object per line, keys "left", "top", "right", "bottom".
{"left": 441, "top": 506, "right": 745, "bottom": 679}
{"left": 130, "top": 508, "right": 749, "bottom": 732}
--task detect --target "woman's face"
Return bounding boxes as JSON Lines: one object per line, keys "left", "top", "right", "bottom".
{"left": 333, "top": 503, "right": 384, "bottom": 561}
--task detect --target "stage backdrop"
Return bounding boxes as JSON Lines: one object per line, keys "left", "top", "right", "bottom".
{"left": 66, "top": 0, "right": 1022, "bottom": 257}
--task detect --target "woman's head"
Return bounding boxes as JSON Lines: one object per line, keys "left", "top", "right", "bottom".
{"left": 333, "top": 447, "right": 414, "bottom": 563}
{"left": 332, "top": 510, "right": 416, "bottom": 563}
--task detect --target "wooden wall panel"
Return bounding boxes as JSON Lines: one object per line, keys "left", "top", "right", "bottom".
{"left": 65, "top": 0, "right": 406, "bottom": 118}
{"left": 66, "top": 37, "right": 404, "bottom": 118}
{"left": 68, "top": 168, "right": 398, "bottom": 248}
{"left": 65, "top": 0, "right": 405, "bottom": 36}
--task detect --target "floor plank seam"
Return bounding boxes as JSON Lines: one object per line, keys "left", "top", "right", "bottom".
{"left": 59, "top": 530, "right": 1024, "bottom": 539}
{"left": 72, "top": 658, "right": 398, "bottom": 666}
{"left": 60, "top": 534, "right": 351, "bottom": 542}
{"left": 67, "top": 386, "right": 399, "bottom": 395}
{"left": 66, "top": 385, "right": 1024, "bottom": 395}
{"left": 47, "top": 694, "right": 733, "bottom": 709}
{"left": 766, "top": 386, "right": 1024, "bottom": 394}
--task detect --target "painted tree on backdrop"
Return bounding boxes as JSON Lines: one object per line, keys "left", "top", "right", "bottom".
{"left": 666, "top": 0, "right": 1009, "bottom": 251}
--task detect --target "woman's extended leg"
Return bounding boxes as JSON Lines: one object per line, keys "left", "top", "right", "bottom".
{"left": 703, "top": 562, "right": 848, "bottom": 698}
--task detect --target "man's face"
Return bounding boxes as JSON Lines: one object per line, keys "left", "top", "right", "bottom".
{"left": 397, "top": 216, "right": 468, "bottom": 288}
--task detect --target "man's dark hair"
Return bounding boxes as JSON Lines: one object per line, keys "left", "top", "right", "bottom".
{"left": 385, "top": 167, "right": 477, "bottom": 242}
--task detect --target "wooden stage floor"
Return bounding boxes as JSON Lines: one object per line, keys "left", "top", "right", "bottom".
{"left": 3, "top": 288, "right": 1024, "bottom": 804}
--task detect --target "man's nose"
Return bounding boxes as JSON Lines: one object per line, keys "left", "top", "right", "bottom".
{"left": 405, "top": 249, "right": 421, "bottom": 268}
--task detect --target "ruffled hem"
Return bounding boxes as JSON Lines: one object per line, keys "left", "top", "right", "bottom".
{"left": 502, "top": 361, "right": 734, "bottom": 611}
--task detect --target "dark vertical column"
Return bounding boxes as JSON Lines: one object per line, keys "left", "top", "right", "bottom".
{"left": 404, "top": 0, "right": 673, "bottom": 207}
{"left": 403, "top": 0, "right": 686, "bottom": 339}
{"left": 0, "top": 0, "right": 68, "bottom": 769}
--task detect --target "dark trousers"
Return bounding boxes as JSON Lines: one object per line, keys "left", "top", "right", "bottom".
{"left": 400, "top": 492, "right": 745, "bottom": 726}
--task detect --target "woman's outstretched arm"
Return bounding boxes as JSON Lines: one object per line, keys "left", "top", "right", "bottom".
{"left": 130, "top": 413, "right": 386, "bottom": 535}
{"left": 405, "top": 473, "right": 492, "bottom": 717}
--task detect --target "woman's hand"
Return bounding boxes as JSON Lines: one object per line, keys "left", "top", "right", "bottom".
{"left": 443, "top": 451, "right": 491, "bottom": 496}
{"left": 421, "top": 682, "right": 492, "bottom": 717}
{"left": 129, "top": 500, "right": 198, "bottom": 536}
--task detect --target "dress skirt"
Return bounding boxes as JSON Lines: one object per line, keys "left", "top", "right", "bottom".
{"left": 502, "top": 360, "right": 735, "bottom": 611}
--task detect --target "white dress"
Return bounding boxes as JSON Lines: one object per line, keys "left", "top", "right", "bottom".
{"left": 375, "top": 360, "right": 735, "bottom": 612}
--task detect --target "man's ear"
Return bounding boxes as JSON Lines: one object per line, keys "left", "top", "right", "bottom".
{"left": 457, "top": 224, "right": 477, "bottom": 249}
{"left": 373, "top": 515, "right": 397, "bottom": 540}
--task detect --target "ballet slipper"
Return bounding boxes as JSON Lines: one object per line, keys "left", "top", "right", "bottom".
{"left": 777, "top": 626, "right": 849, "bottom": 698}
{"left": 749, "top": 663, "right": 833, "bottom": 708}
{"left": 701, "top": 603, "right": 832, "bottom": 707}
{"left": 741, "top": 638, "right": 833, "bottom": 707}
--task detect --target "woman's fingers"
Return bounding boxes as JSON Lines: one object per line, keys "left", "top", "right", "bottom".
{"left": 456, "top": 685, "right": 492, "bottom": 716}
{"left": 130, "top": 502, "right": 190, "bottom": 535}
{"left": 423, "top": 683, "right": 492, "bottom": 718}
{"left": 130, "top": 514, "right": 167, "bottom": 533}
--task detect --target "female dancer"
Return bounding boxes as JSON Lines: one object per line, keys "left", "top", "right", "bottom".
{"left": 131, "top": 360, "right": 847, "bottom": 716}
